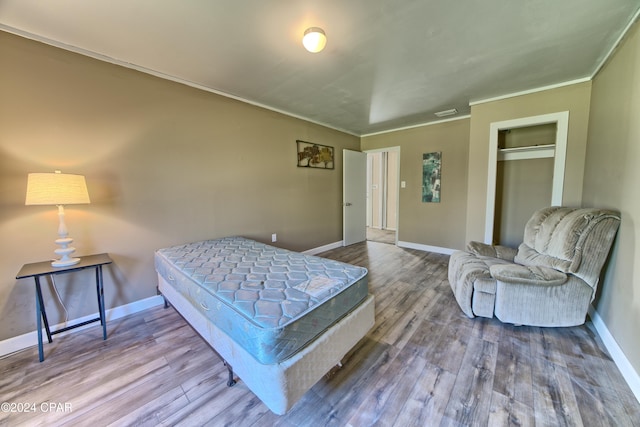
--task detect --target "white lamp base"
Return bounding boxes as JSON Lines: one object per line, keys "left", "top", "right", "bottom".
{"left": 52, "top": 258, "right": 81, "bottom": 268}
{"left": 52, "top": 237, "right": 81, "bottom": 267}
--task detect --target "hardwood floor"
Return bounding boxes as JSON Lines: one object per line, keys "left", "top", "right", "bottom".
{"left": 366, "top": 227, "right": 396, "bottom": 245}
{"left": 1, "top": 241, "right": 638, "bottom": 426}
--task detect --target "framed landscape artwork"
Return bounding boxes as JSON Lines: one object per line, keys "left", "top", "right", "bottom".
{"left": 422, "top": 151, "right": 441, "bottom": 203}
{"left": 296, "top": 140, "right": 334, "bottom": 169}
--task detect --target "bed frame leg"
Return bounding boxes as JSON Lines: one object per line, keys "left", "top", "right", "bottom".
{"left": 157, "top": 288, "right": 169, "bottom": 309}
{"left": 223, "top": 360, "right": 236, "bottom": 387}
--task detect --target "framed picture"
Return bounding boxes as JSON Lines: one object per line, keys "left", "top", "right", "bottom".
{"left": 422, "top": 151, "right": 441, "bottom": 203}
{"left": 296, "top": 140, "right": 334, "bottom": 169}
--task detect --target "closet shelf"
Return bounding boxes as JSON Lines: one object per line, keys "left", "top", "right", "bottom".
{"left": 498, "top": 144, "right": 555, "bottom": 161}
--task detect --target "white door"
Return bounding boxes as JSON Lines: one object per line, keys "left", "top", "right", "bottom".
{"left": 343, "top": 149, "right": 367, "bottom": 246}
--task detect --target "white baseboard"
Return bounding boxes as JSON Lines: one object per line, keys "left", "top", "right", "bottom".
{"left": 397, "top": 240, "right": 456, "bottom": 255}
{"left": 588, "top": 305, "right": 640, "bottom": 403}
{"left": 306, "top": 239, "right": 455, "bottom": 256}
{"left": 303, "top": 240, "right": 344, "bottom": 255}
{"left": 0, "top": 295, "right": 164, "bottom": 358}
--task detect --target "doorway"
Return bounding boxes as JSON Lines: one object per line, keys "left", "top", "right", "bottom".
{"left": 485, "top": 111, "right": 569, "bottom": 244}
{"left": 366, "top": 148, "right": 400, "bottom": 245}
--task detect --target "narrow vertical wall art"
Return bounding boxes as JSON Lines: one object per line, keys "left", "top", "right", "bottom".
{"left": 422, "top": 152, "right": 441, "bottom": 203}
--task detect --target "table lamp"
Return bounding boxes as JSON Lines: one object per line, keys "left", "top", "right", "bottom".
{"left": 25, "top": 171, "right": 91, "bottom": 267}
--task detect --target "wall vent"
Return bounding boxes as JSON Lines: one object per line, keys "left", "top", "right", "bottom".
{"left": 434, "top": 108, "right": 458, "bottom": 117}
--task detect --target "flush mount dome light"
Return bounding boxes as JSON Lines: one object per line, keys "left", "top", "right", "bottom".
{"left": 302, "top": 27, "right": 327, "bottom": 53}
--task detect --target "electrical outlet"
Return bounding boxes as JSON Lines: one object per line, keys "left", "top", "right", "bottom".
{"left": 272, "top": 233, "right": 277, "bottom": 242}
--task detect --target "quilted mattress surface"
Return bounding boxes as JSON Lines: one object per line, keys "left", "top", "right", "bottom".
{"left": 154, "top": 236, "right": 368, "bottom": 364}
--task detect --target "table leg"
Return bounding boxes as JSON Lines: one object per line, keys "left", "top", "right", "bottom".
{"left": 34, "top": 284, "right": 43, "bottom": 362}
{"left": 35, "top": 277, "right": 52, "bottom": 343}
{"left": 96, "top": 266, "right": 107, "bottom": 340}
{"left": 34, "top": 276, "right": 52, "bottom": 362}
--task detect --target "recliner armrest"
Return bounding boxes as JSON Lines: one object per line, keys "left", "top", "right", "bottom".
{"left": 489, "top": 263, "right": 567, "bottom": 286}
{"left": 467, "top": 241, "right": 517, "bottom": 261}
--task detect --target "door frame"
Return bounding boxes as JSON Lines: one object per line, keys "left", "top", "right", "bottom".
{"left": 365, "top": 146, "right": 401, "bottom": 244}
{"left": 366, "top": 151, "right": 386, "bottom": 229}
{"left": 484, "top": 111, "right": 569, "bottom": 243}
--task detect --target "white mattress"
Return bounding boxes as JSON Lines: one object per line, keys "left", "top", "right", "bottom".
{"left": 158, "top": 274, "right": 375, "bottom": 414}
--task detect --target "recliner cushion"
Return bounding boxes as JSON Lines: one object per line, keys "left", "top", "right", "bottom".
{"left": 489, "top": 263, "right": 567, "bottom": 286}
{"left": 514, "top": 244, "right": 572, "bottom": 273}
{"left": 515, "top": 207, "right": 612, "bottom": 274}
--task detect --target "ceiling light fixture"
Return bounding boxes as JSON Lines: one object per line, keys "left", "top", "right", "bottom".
{"left": 434, "top": 108, "right": 458, "bottom": 118}
{"left": 302, "top": 27, "right": 327, "bottom": 53}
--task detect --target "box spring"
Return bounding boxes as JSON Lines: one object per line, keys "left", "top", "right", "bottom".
{"left": 154, "top": 237, "right": 375, "bottom": 414}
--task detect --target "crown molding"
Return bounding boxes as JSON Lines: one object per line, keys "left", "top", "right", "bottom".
{"left": 361, "top": 114, "right": 471, "bottom": 138}
{"left": 0, "top": 25, "right": 359, "bottom": 138}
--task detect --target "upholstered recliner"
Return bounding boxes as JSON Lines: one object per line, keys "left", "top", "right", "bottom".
{"left": 448, "top": 207, "right": 620, "bottom": 327}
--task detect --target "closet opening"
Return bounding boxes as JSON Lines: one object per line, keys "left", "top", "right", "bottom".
{"left": 484, "top": 111, "right": 569, "bottom": 245}
{"left": 493, "top": 123, "right": 556, "bottom": 246}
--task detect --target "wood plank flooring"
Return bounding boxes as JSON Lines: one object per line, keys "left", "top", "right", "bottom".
{"left": 1, "top": 241, "right": 638, "bottom": 426}
{"left": 366, "top": 227, "right": 396, "bottom": 245}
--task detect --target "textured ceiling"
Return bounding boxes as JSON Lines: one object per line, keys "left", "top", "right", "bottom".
{"left": 1, "top": 0, "right": 639, "bottom": 136}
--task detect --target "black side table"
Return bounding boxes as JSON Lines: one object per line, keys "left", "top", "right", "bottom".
{"left": 16, "top": 253, "right": 112, "bottom": 362}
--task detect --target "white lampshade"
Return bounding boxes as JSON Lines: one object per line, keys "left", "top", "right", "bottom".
{"left": 302, "top": 27, "right": 327, "bottom": 53}
{"left": 26, "top": 172, "right": 90, "bottom": 206}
